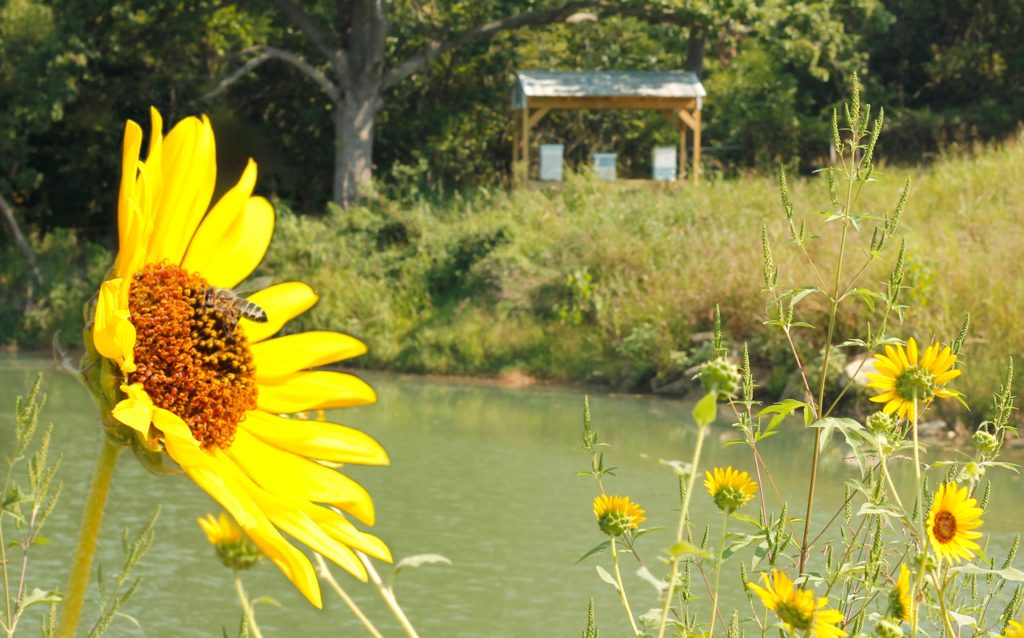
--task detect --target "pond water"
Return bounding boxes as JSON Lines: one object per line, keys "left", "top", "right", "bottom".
{"left": 0, "top": 356, "right": 1020, "bottom": 637}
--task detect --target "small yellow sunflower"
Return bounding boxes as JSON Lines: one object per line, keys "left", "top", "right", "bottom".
{"left": 868, "top": 337, "right": 960, "bottom": 420}
{"left": 704, "top": 466, "right": 758, "bottom": 512}
{"left": 85, "top": 108, "right": 391, "bottom": 607}
{"left": 1004, "top": 617, "right": 1024, "bottom": 638}
{"left": 593, "top": 495, "right": 645, "bottom": 537}
{"left": 887, "top": 564, "right": 912, "bottom": 622}
{"left": 926, "top": 482, "right": 983, "bottom": 563}
{"left": 198, "top": 512, "right": 262, "bottom": 571}
{"left": 748, "top": 570, "right": 847, "bottom": 638}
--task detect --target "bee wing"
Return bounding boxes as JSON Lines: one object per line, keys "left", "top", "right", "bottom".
{"left": 234, "top": 276, "right": 273, "bottom": 297}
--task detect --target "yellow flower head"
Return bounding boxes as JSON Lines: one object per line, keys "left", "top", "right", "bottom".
{"left": 868, "top": 337, "right": 960, "bottom": 420}
{"left": 198, "top": 512, "right": 261, "bottom": 571}
{"left": 84, "top": 109, "right": 392, "bottom": 607}
{"left": 926, "top": 482, "right": 983, "bottom": 563}
{"left": 1004, "top": 617, "right": 1024, "bottom": 638}
{"left": 704, "top": 466, "right": 758, "bottom": 512}
{"left": 887, "top": 564, "right": 913, "bottom": 622}
{"left": 593, "top": 495, "right": 645, "bottom": 537}
{"left": 748, "top": 570, "right": 847, "bottom": 638}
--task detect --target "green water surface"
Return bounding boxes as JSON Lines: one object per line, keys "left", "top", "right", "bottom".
{"left": 0, "top": 356, "right": 1020, "bottom": 637}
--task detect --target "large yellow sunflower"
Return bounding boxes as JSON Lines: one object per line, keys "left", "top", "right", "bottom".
{"left": 86, "top": 108, "right": 390, "bottom": 607}
{"left": 868, "top": 337, "right": 960, "bottom": 420}
{"left": 748, "top": 570, "right": 847, "bottom": 638}
{"left": 926, "top": 482, "right": 983, "bottom": 563}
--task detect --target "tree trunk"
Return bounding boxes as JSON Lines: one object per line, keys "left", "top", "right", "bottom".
{"left": 334, "top": 91, "right": 380, "bottom": 208}
{"left": 685, "top": 27, "right": 707, "bottom": 76}
{"left": 0, "top": 192, "right": 42, "bottom": 308}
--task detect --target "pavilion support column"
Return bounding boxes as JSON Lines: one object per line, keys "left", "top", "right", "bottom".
{"left": 511, "top": 112, "right": 521, "bottom": 186}
{"left": 678, "top": 124, "right": 688, "bottom": 181}
{"left": 520, "top": 106, "right": 530, "bottom": 184}
{"left": 693, "top": 107, "right": 702, "bottom": 183}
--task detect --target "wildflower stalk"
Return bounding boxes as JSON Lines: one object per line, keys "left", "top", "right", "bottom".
{"left": 314, "top": 554, "right": 384, "bottom": 638}
{"left": 55, "top": 435, "right": 122, "bottom": 638}
{"left": 358, "top": 552, "right": 420, "bottom": 638}
{"left": 610, "top": 538, "right": 640, "bottom": 636}
{"left": 233, "top": 573, "right": 265, "bottom": 638}
{"left": 931, "top": 572, "right": 956, "bottom": 638}
{"left": 707, "top": 512, "right": 730, "bottom": 638}
{"left": 655, "top": 422, "right": 708, "bottom": 638}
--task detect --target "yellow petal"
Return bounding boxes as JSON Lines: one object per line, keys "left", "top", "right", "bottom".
{"left": 884, "top": 346, "right": 906, "bottom": 372}
{"left": 873, "top": 355, "right": 900, "bottom": 376}
{"left": 225, "top": 428, "right": 376, "bottom": 525}
{"left": 113, "top": 120, "right": 144, "bottom": 279}
{"left": 111, "top": 383, "right": 153, "bottom": 434}
{"left": 883, "top": 398, "right": 903, "bottom": 414}
{"left": 161, "top": 419, "right": 322, "bottom": 607}
{"left": 251, "top": 332, "right": 367, "bottom": 380}
{"left": 257, "top": 371, "right": 377, "bottom": 414}
{"left": 920, "top": 344, "right": 938, "bottom": 370}
{"left": 869, "top": 391, "right": 895, "bottom": 403}
{"left": 146, "top": 116, "right": 217, "bottom": 265}
{"left": 906, "top": 338, "right": 918, "bottom": 365}
{"left": 240, "top": 282, "right": 319, "bottom": 344}
{"left": 301, "top": 503, "right": 392, "bottom": 562}
{"left": 93, "top": 279, "right": 137, "bottom": 373}
{"left": 240, "top": 410, "right": 388, "bottom": 465}
{"left": 931, "top": 346, "right": 954, "bottom": 374}
{"left": 934, "top": 368, "right": 961, "bottom": 385}
{"left": 213, "top": 454, "right": 369, "bottom": 581}
{"left": 182, "top": 194, "right": 274, "bottom": 289}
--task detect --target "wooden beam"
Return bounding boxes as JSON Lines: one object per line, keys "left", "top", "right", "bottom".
{"left": 692, "top": 107, "right": 702, "bottom": 183}
{"left": 676, "top": 108, "right": 697, "bottom": 131}
{"left": 526, "top": 96, "right": 698, "bottom": 110}
{"left": 527, "top": 107, "right": 550, "bottom": 128}
{"left": 511, "top": 111, "right": 520, "bottom": 185}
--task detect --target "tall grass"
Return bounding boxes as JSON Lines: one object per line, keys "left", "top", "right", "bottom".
{"left": 261, "top": 133, "right": 1023, "bottom": 420}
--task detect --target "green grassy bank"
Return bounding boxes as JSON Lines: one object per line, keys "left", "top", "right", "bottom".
{"left": 3, "top": 134, "right": 1022, "bottom": 420}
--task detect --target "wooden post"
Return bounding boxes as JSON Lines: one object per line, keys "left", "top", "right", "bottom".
{"left": 521, "top": 106, "right": 530, "bottom": 184}
{"left": 678, "top": 122, "right": 687, "bottom": 181}
{"left": 692, "top": 106, "right": 702, "bottom": 183}
{"left": 511, "top": 111, "right": 520, "bottom": 185}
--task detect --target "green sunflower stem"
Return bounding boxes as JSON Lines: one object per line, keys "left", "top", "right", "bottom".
{"left": 314, "top": 553, "right": 383, "bottom": 638}
{"left": 707, "top": 512, "right": 730, "bottom": 638}
{"left": 910, "top": 395, "right": 927, "bottom": 638}
{"left": 358, "top": 551, "right": 420, "bottom": 638}
{"left": 655, "top": 422, "right": 709, "bottom": 638}
{"left": 611, "top": 537, "right": 641, "bottom": 637}
{"left": 234, "top": 572, "right": 265, "bottom": 638}
{"left": 56, "top": 434, "right": 123, "bottom": 638}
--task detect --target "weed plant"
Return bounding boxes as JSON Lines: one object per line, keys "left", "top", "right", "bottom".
{"left": 574, "top": 77, "right": 1022, "bottom": 638}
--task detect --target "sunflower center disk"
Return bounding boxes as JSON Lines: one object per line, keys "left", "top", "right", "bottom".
{"left": 895, "top": 366, "right": 936, "bottom": 402}
{"left": 128, "top": 263, "right": 257, "bottom": 449}
{"left": 933, "top": 510, "right": 958, "bottom": 543}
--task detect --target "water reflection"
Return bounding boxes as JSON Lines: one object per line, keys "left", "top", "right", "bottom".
{"left": 0, "top": 357, "right": 1019, "bottom": 637}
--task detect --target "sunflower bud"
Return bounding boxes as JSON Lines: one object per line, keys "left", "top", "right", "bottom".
{"left": 698, "top": 358, "right": 742, "bottom": 400}
{"left": 866, "top": 411, "right": 896, "bottom": 435}
{"left": 877, "top": 618, "right": 904, "bottom": 638}
{"left": 972, "top": 430, "right": 1000, "bottom": 457}
{"left": 593, "top": 495, "right": 645, "bottom": 537}
{"left": 198, "top": 513, "right": 262, "bottom": 571}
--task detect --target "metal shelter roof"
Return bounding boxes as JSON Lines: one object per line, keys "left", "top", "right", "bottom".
{"left": 513, "top": 70, "right": 705, "bottom": 108}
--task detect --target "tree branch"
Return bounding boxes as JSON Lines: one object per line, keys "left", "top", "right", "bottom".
{"left": 0, "top": 191, "right": 43, "bottom": 292}
{"left": 272, "top": 0, "right": 349, "bottom": 87}
{"left": 382, "top": 1, "right": 700, "bottom": 89}
{"left": 203, "top": 46, "right": 342, "bottom": 104}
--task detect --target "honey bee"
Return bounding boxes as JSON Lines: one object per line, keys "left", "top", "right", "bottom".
{"left": 202, "top": 286, "right": 268, "bottom": 330}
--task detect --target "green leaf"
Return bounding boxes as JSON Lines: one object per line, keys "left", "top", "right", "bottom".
{"left": 950, "top": 565, "right": 1024, "bottom": 581}
{"left": 595, "top": 565, "right": 619, "bottom": 591}
{"left": 635, "top": 565, "right": 668, "bottom": 593}
{"left": 693, "top": 391, "right": 717, "bottom": 428}
{"left": 757, "top": 399, "right": 807, "bottom": 430}
{"left": 19, "top": 588, "right": 62, "bottom": 609}
{"left": 666, "top": 541, "right": 711, "bottom": 559}
{"left": 395, "top": 553, "right": 452, "bottom": 576}
{"left": 576, "top": 541, "right": 611, "bottom": 564}
{"left": 808, "top": 417, "right": 864, "bottom": 457}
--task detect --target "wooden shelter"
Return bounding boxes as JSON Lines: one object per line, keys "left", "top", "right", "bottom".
{"left": 512, "top": 70, "right": 706, "bottom": 183}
